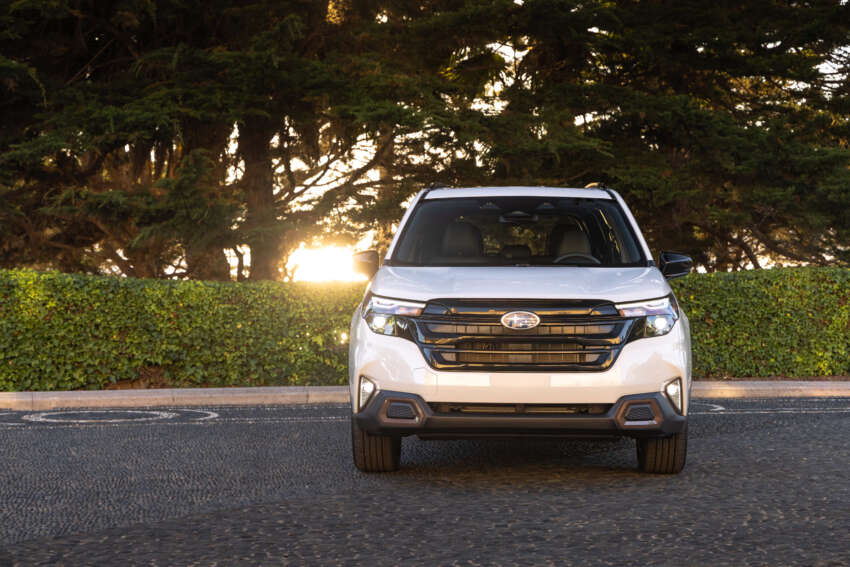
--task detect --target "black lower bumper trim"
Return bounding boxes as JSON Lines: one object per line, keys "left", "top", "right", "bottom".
{"left": 354, "top": 390, "right": 687, "bottom": 438}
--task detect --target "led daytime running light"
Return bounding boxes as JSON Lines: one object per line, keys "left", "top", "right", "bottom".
{"left": 367, "top": 296, "right": 425, "bottom": 316}
{"left": 615, "top": 297, "right": 672, "bottom": 317}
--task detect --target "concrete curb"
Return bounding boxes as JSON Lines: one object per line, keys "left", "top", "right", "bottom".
{"left": 1, "top": 382, "right": 848, "bottom": 410}
{"left": 691, "top": 381, "right": 850, "bottom": 399}
{"left": 0, "top": 386, "right": 349, "bottom": 411}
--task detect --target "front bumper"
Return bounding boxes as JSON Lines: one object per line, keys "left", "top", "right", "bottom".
{"left": 349, "top": 313, "right": 692, "bottom": 411}
{"left": 354, "top": 390, "right": 686, "bottom": 439}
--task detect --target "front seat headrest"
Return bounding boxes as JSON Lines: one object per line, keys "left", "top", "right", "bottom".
{"left": 551, "top": 224, "right": 592, "bottom": 257}
{"left": 442, "top": 222, "right": 483, "bottom": 257}
{"left": 502, "top": 245, "right": 531, "bottom": 259}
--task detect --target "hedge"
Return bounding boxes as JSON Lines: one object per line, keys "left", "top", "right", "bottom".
{"left": 672, "top": 267, "right": 850, "bottom": 378}
{"left": 1, "top": 267, "right": 848, "bottom": 391}
{"left": 0, "top": 270, "right": 364, "bottom": 391}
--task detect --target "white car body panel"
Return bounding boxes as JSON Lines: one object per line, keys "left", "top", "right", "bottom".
{"left": 369, "top": 266, "right": 671, "bottom": 304}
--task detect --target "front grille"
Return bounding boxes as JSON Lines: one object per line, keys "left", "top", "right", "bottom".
{"left": 441, "top": 344, "right": 603, "bottom": 365}
{"left": 425, "top": 323, "right": 616, "bottom": 336}
{"left": 410, "top": 299, "right": 636, "bottom": 372}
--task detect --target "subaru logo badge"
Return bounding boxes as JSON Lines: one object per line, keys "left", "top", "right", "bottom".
{"left": 500, "top": 311, "right": 540, "bottom": 330}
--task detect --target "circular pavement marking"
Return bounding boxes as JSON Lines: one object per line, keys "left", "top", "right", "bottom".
{"left": 691, "top": 402, "right": 726, "bottom": 411}
{"left": 178, "top": 409, "right": 220, "bottom": 421}
{"left": 21, "top": 410, "right": 179, "bottom": 424}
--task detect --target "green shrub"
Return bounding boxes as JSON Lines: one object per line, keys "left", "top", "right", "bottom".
{"left": 1, "top": 267, "right": 848, "bottom": 391}
{"left": 0, "top": 270, "right": 364, "bottom": 391}
{"left": 672, "top": 267, "right": 850, "bottom": 378}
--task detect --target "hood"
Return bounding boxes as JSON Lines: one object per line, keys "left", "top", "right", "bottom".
{"left": 370, "top": 266, "right": 671, "bottom": 304}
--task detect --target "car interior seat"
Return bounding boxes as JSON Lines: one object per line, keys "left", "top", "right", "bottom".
{"left": 550, "top": 224, "right": 593, "bottom": 258}
{"left": 501, "top": 245, "right": 531, "bottom": 260}
{"left": 437, "top": 221, "right": 485, "bottom": 261}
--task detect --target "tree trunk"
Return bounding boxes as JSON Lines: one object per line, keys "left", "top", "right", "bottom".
{"left": 239, "top": 118, "right": 279, "bottom": 281}
{"left": 375, "top": 126, "right": 396, "bottom": 259}
{"left": 185, "top": 244, "right": 231, "bottom": 281}
{"left": 180, "top": 118, "right": 233, "bottom": 281}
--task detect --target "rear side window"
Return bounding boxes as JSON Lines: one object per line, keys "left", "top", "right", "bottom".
{"left": 392, "top": 196, "right": 644, "bottom": 267}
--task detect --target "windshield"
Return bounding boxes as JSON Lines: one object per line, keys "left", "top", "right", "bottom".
{"left": 391, "top": 196, "right": 645, "bottom": 267}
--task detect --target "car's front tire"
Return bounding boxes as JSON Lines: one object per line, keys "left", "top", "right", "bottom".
{"left": 636, "top": 422, "right": 688, "bottom": 474}
{"left": 351, "top": 415, "right": 401, "bottom": 472}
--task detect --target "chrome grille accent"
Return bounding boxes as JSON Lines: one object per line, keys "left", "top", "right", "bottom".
{"left": 441, "top": 351, "right": 603, "bottom": 365}
{"left": 410, "top": 299, "right": 635, "bottom": 372}
{"left": 425, "top": 323, "right": 616, "bottom": 336}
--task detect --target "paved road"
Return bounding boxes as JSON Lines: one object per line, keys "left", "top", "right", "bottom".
{"left": 1, "top": 398, "right": 848, "bottom": 566}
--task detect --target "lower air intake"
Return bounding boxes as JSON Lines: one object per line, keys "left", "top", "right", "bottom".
{"left": 624, "top": 404, "right": 655, "bottom": 422}
{"left": 386, "top": 402, "right": 417, "bottom": 420}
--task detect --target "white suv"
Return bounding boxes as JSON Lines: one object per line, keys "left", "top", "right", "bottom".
{"left": 349, "top": 186, "right": 693, "bottom": 474}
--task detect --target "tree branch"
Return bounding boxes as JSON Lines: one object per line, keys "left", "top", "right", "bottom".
{"left": 750, "top": 226, "right": 828, "bottom": 266}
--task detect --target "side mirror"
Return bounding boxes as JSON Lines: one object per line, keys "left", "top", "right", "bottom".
{"left": 353, "top": 250, "right": 380, "bottom": 279}
{"left": 659, "top": 251, "right": 692, "bottom": 280}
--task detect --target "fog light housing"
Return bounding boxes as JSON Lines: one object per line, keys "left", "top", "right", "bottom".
{"left": 665, "top": 378, "right": 683, "bottom": 414}
{"left": 358, "top": 376, "right": 376, "bottom": 412}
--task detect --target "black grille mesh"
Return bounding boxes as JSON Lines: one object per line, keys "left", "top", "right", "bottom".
{"left": 411, "top": 300, "right": 633, "bottom": 372}
{"left": 624, "top": 404, "right": 655, "bottom": 421}
{"left": 386, "top": 402, "right": 417, "bottom": 420}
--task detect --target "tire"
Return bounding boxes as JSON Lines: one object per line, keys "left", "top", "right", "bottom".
{"left": 636, "top": 422, "right": 688, "bottom": 474}
{"left": 351, "top": 415, "right": 401, "bottom": 472}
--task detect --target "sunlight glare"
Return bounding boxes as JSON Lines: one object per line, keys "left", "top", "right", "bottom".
{"left": 288, "top": 246, "right": 368, "bottom": 282}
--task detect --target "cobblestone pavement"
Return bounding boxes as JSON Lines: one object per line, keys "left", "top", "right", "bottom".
{"left": 1, "top": 398, "right": 848, "bottom": 565}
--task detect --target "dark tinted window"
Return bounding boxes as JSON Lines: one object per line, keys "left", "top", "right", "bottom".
{"left": 392, "top": 197, "right": 644, "bottom": 267}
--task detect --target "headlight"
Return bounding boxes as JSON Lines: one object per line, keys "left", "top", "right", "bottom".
{"left": 362, "top": 295, "right": 425, "bottom": 336}
{"left": 616, "top": 295, "right": 679, "bottom": 337}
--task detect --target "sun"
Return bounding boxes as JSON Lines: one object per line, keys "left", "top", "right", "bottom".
{"left": 287, "top": 245, "right": 368, "bottom": 282}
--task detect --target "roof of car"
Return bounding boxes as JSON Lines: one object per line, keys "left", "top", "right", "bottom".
{"left": 423, "top": 186, "right": 612, "bottom": 200}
